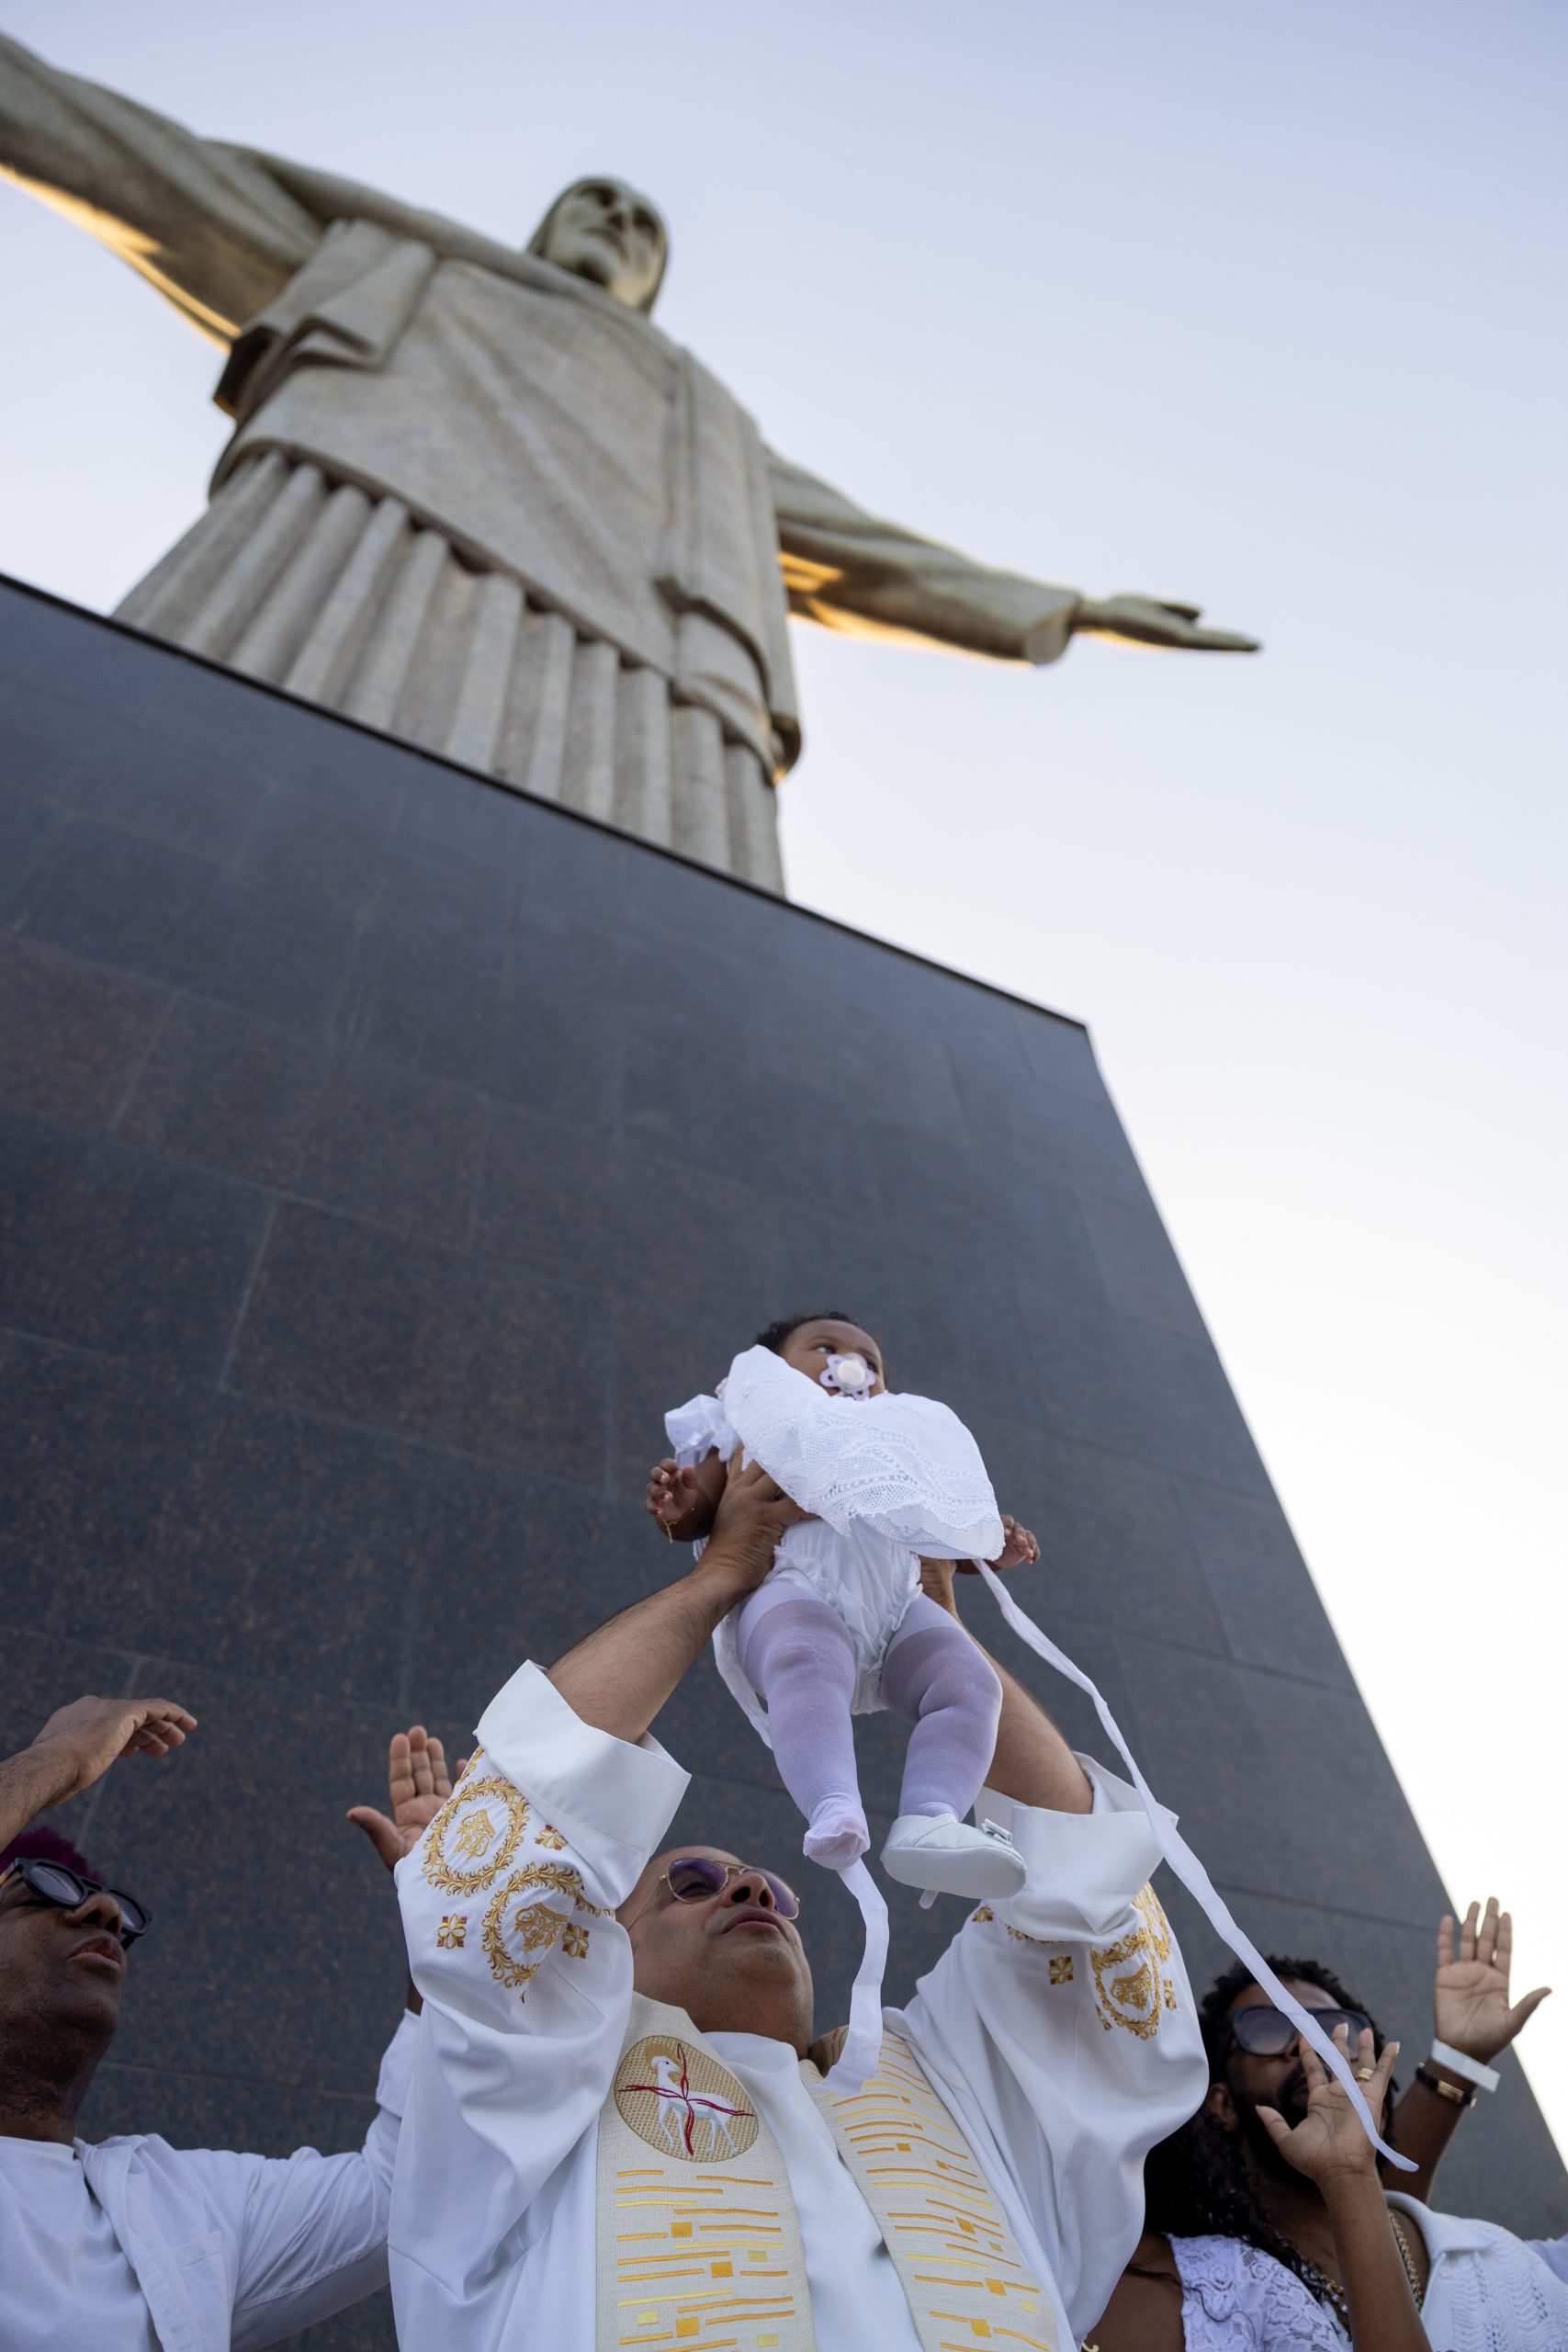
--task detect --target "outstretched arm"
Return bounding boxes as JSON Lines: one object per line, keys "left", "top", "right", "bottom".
{"left": 551, "top": 1456, "right": 806, "bottom": 1742}
{"left": 388, "top": 1475, "right": 803, "bottom": 2346}
{"left": 0, "top": 29, "right": 321, "bottom": 341}
{"left": 770, "top": 449, "right": 1258, "bottom": 662}
{"left": 0, "top": 1692, "right": 196, "bottom": 1852}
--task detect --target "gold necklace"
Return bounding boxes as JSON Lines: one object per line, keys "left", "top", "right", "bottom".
{"left": 1303, "top": 2212, "right": 1426, "bottom": 2324}
{"left": 1389, "top": 2211, "right": 1426, "bottom": 2308}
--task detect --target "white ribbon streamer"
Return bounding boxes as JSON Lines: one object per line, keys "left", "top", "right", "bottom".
{"left": 975, "top": 1562, "right": 1413, "bottom": 2172}
{"left": 829, "top": 1857, "right": 891, "bottom": 2089}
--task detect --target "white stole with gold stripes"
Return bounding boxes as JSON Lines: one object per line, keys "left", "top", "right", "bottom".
{"left": 596, "top": 1995, "right": 1060, "bottom": 2352}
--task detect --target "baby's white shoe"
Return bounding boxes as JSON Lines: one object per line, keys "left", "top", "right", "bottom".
{"left": 880, "top": 1812, "right": 1027, "bottom": 1901}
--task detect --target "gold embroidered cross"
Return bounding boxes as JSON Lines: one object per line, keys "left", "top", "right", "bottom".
{"left": 1049, "top": 1955, "right": 1074, "bottom": 1984}
{"left": 436, "top": 1915, "right": 468, "bottom": 1949}
{"left": 536, "top": 1824, "right": 567, "bottom": 1850}
{"left": 563, "top": 1921, "right": 591, "bottom": 1958}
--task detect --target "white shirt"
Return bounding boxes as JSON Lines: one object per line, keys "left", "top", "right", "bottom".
{"left": 1386, "top": 2193, "right": 1568, "bottom": 2351}
{"left": 708, "top": 2032, "right": 921, "bottom": 2352}
{"left": 0, "top": 2018, "right": 415, "bottom": 2352}
{"left": 391, "top": 1660, "right": 1209, "bottom": 2351}
{"left": 1172, "top": 2197, "right": 1568, "bottom": 2352}
{"left": 0, "top": 2137, "right": 158, "bottom": 2352}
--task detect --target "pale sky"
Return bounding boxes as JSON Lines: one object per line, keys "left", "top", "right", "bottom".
{"left": 3, "top": 1, "right": 1565, "bottom": 2152}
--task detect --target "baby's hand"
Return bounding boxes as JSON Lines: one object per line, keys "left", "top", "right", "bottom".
{"left": 987, "top": 1514, "right": 1040, "bottom": 1573}
{"left": 951, "top": 1512, "right": 1040, "bottom": 1575}
{"left": 645, "top": 1458, "right": 714, "bottom": 1542}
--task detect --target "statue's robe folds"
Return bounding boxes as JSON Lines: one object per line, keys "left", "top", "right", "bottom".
{"left": 0, "top": 36, "right": 1081, "bottom": 887}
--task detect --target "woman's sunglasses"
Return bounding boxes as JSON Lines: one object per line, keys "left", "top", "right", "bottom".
{"left": 1226, "top": 2001, "right": 1369, "bottom": 2057}
{"left": 1, "top": 1858, "right": 152, "bottom": 1945}
{"left": 660, "top": 1856, "right": 800, "bottom": 1920}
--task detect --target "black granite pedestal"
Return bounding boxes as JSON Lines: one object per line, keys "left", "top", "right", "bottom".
{"left": 0, "top": 575, "right": 1560, "bottom": 2346}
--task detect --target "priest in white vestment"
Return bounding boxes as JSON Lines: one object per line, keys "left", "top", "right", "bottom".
{"left": 0, "top": 32, "right": 1257, "bottom": 892}
{"left": 389, "top": 1457, "right": 1208, "bottom": 2352}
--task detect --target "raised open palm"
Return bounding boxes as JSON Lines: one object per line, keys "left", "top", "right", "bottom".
{"left": 348, "top": 1725, "right": 461, "bottom": 1871}
{"left": 1258, "top": 2026, "right": 1399, "bottom": 2188}
{"left": 1435, "top": 1897, "right": 1550, "bottom": 2063}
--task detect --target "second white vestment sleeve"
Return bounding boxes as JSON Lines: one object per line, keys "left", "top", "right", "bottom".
{"left": 390, "top": 1662, "right": 689, "bottom": 2338}
{"left": 893, "top": 1758, "right": 1209, "bottom": 2345}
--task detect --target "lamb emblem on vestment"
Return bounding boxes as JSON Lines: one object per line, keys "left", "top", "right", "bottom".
{"left": 614, "top": 2037, "right": 759, "bottom": 2162}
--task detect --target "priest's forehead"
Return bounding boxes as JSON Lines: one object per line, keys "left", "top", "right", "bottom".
{"left": 655, "top": 1843, "right": 742, "bottom": 1876}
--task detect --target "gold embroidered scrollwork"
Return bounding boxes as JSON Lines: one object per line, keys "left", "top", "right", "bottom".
{"left": 482, "top": 1860, "right": 606, "bottom": 1997}
{"left": 421, "top": 1770, "right": 529, "bottom": 1896}
{"left": 1090, "top": 1883, "right": 1177, "bottom": 2038}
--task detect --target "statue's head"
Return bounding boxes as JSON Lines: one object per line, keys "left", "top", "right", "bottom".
{"left": 528, "top": 177, "right": 667, "bottom": 313}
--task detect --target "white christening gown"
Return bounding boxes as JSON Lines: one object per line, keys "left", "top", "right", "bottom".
{"left": 666, "top": 1344, "right": 1003, "bottom": 1739}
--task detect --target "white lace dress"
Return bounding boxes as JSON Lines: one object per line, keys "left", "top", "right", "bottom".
{"left": 666, "top": 1345, "right": 1003, "bottom": 1744}
{"left": 1172, "top": 2200, "right": 1568, "bottom": 2351}
{"left": 1170, "top": 2237, "right": 1348, "bottom": 2351}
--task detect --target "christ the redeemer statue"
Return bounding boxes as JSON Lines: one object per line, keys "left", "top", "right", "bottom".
{"left": 0, "top": 36, "right": 1256, "bottom": 891}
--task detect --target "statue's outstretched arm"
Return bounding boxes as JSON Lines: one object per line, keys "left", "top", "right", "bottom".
{"left": 0, "top": 31, "right": 321, "bottom": 344}
{"left": 769, "top": 451, "right": 1258, "bottom": 661}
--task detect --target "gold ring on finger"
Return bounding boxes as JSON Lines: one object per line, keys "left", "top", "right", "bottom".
{"left": 1353, "top": 2066, "right": 1375, "bottom": 2081}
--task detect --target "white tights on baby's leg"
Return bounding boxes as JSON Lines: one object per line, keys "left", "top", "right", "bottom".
{"left": 736, "top": 1586, "right": 1004, "bottom": 1871}
{"left": 737, "top": 1589, "right": 868, "bottom": 1868}
{"left": 880, "top": 1592, "right": 1003, "bottom": 1824}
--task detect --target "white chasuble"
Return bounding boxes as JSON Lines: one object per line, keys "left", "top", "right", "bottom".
{"left": 390, "top": 1662, "right": 1208, "bottom": 2352}
{"left": 597, "top": 1996, "right": 1056, "bottom": 2352}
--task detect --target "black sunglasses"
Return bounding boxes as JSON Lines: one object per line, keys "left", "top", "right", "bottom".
{"left": 1, "top": 1859, "right": 151, "bottom": 1946}
{"left": 1227, "top": 2001, "right": 1370, "bottom": 2057}
{"left": 661, "top": 1857, "right": 800, "bottom": 1920}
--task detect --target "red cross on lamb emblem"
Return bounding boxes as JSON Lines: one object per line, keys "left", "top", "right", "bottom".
{"left": 615, "top": 2039, "right": 757, "bottom": 2161}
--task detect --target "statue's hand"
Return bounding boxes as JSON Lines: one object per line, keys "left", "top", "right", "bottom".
{"left": 1073, "top": 594, "right": 1259, "bottom": 652}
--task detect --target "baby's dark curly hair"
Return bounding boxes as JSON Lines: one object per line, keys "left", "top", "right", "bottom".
{"left": 1136, "top": 1955, "right": 1393, "bottom": 2311}
{"left": 754, "top": 1312, "right": 864, "bottom": 1355}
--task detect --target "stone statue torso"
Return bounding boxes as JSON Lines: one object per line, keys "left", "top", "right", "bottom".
{"left": 215, "top": 221, "right": 796, "bottom": 772}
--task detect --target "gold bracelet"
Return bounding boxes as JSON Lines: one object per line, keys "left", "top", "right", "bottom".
{"left": 1416, "top": 2061, "right": 1475, "bottom": 2108}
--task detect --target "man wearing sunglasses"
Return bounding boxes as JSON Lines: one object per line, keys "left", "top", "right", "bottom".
{"left": 0, "top": 1688, "right": 423, "bottom": 2350}
{"left": 390, "top": 1455, "right": 1210, "bottom": 2352}
{"left": 1089, "top": 1926, "right": 1565, "bottom": 2349}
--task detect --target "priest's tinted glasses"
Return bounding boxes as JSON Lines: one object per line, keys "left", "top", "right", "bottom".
{"left": 0, "top": 1858, "right": 152, "bottom": 1946}
{"left": 660, "top": 1857, "right": 801, "bottom": 1919}
{"left": 1225, "top": 2002, "right": 1369, "bottom": 2057}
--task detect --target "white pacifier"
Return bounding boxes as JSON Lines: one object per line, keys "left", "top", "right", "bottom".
{"left": 819, "top": 1351, "right": 874, "bottom": 1396}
